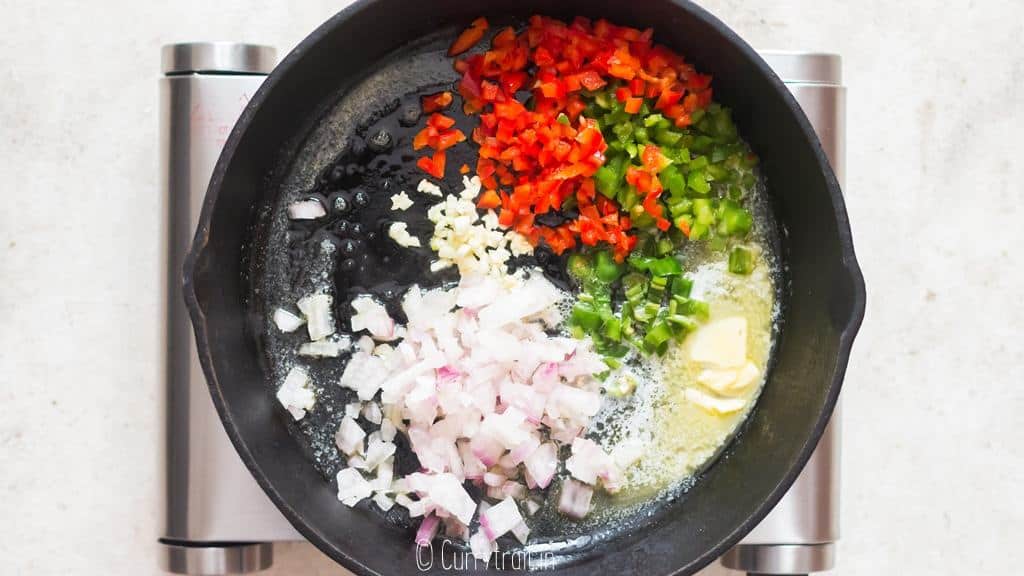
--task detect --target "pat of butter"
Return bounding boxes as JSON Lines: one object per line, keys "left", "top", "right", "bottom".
{"left": 732, "top": 361, "right": 761, "bottom": 392}
{"left": 684, "top": 387, "right": 747, "bottom": 415}
{"left": 696, "top": 368, "right": 740, "bottom": 394}
{"left": 697, "top": 361, "right": 760, "bottom": 395}
{"left": 687, "top": 316, "right": 748, "bottom": 368}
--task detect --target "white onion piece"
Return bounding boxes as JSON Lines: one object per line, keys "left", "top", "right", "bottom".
{"left": 407, "top": 472, "right": 476, "bottom": 525}
{"left": 339, "top": 352, "right": 387, "bottom": 401}
{"left": 298, "top": 336, "right": 350, "bottom": 358}
{"left": 296, "top": 293, "right": 335, "bottom": 341}
{"left": 458, "top": 440, "right": 485, "bottom": 480}
{"left": 565, "top": 437, "right": 619, "bottom": 486}
{"left": 557, "top": 479, "right": 593, "bottom": 519}
{"left": 511, "top": 520, "right": 530, "bottom": 545}
{"left": 396, "top": 493, "right": 425, "bottom": 518}
{"left": 350, "top": 296, "right": 396, "bottom": 341}
{"left": 469, "top": 530, "right": 496, "bottom": 562}
{"left": 276, "top": 366, "right": 314, "bottom": 420}
{"left": 523, "top": 442, "right": 558, "bottom": 489}
{"left": 372, "top": 491, "right": 395, "bottom": 512}
{"left": 470, "top": 432, "right": 504, "bottom": 467}
{"left": 273, "top": 308, "right": 305, "bottom": 332}
{"left": 483, "top": 472, "right": 506, "bottom": 488}
{"left": 287, "top": 198, "right": 326, "bottom": 220}
{"left": 479, "top": 497, "right": 523, "bottom": 541}
{"left": 362, "top": 402, "right": 383, "bottom": 425}
{"left": 501, "top": 481, "right": 527, "bottom": 500}
{"left": 335, "top": 417, "right": 365, "bottom": 456}
{"left": 380, "top": 418, "right": 397, "bottom": 442}
{"left": 373, "top": 457, "right": 394, "bottom": 492}
{"left": 336, "top": 468, "right": 372, "bottom": 506}
{"left": 363, "top": 437, "right": 396, "bottom": 471}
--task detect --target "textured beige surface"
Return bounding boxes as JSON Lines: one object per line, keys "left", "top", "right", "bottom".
{"left": 1, "top": 0, "right": 1022, "bottom": 574}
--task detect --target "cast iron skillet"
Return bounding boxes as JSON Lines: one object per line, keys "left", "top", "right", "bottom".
{"left": 184, "top": 0, "right": 866, "bottom": 574}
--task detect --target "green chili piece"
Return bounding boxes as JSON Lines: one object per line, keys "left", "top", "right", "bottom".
{"left": 594, "top": 250, "right": 624, "bottom": 283}
{"left": 567, "top": 253, "right": 592, "bottom": 281}
{"left": 667, "top": 314, "right": 698, "bottom": 334}
{"left": 729, "top": 245, "right": 755, "bottom": 275}
{"left": 603, "top": 316, "right": 622, "bottom": 341}
{"left": 623, "top": 273, "right": 648, "bottom": 305}
{"left": 674, "top": 296, "right": 710, "bottom": 321}
{"left": 670, "top": 276, "right": 693, "bottom": 297}
{"left": 571, "top": 301, "right": 603, "bottom": 332}
{"left": 643, "top": 320, "right": 674, "bottom": 354}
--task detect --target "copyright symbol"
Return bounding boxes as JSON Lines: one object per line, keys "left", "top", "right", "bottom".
{"left": 415, "top": 541, "right": 433, "bottom": 571}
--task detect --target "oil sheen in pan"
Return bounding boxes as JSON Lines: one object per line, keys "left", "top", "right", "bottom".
{"left": 250, "top": 22, "right": 786, "bottom": 555}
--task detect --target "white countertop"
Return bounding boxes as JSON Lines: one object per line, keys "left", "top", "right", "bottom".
{"left": 1, "top": 0, "right": 1021, "bottom": 574}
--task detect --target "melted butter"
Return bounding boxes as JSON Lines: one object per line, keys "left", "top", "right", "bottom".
{"left": 609, "top": 243, "right": 776, "bottom": 504}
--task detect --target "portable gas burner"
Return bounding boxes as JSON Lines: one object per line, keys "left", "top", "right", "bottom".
{"left": 158, "top": 42, "right": 845, "bottom": 575}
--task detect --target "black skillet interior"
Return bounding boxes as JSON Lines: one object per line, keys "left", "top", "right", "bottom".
{"left": 185, "top": 0, "right": 866, "bottom": 574}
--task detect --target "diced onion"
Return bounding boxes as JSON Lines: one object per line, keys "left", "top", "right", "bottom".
{"left": 557, "top": 479, "right": 593, "bottom": 519}
{"left": 287, "top": 198, "right": 326, "bottom": 220}
{"left": 479, "top": 497, "right": 523, "bottom": 541}
{"left": 297, "top": 293, "right": 335, "bottom": 341}
{"left": 336, "top": 468, "right": 372, "bottom": 506}
{"left": 275, "top": 366, "right": 315, "bottom": 420}
{"left": 273, "top": 308, "right": 305, "bottom": 332}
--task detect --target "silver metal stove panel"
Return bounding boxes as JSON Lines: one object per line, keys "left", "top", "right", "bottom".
{"left": 159, "top": 43, "right": 302, "bottom": 558}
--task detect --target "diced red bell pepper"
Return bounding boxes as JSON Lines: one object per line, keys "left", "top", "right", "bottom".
{"left": 427, "top": 113, "right": 456, "bottom": 130}
{"left": 421, "top": 91, "right": 453, "bottom": 113}
{"left": 449, "top": 17, "right": 489, "bottom": 56}
{"left": 577, "top": 70, "right": 606, "bottom": 91}
{"left": 641, "top": 144, "right": 672, "bottom": 173}
{"left": 416, "top": 150, "right": 446, "bottom": 179}
{"left": 476, "top": 189, "right": 501, "bottom": 210}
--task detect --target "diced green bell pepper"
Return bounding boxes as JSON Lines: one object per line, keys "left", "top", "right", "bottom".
{"left": 719, "top": 200, "right": 753, "bottom": 236}
{"left": 660, "top": 165, "right": 686, "bottom": 197}
{"left": 629, "top": 255, "right": 683, "bottom": 277}
{"left": 594, "top": 250, "right": 624, "bottom": 283}
{"left": 687, "top": 170, "right": 711, "bottom": 194}
{"left": 729, "top": 245, "right": 755, "bottom": 275}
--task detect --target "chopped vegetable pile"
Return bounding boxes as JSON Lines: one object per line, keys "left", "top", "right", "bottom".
{"left": 411, "top": 15, "right": 761, "bottom": 355}
{"left": 274, "top": 13, "right": 771, "bottom": 562}
{"left": 332, "top": 270, "right": 621, "bottom": 554}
